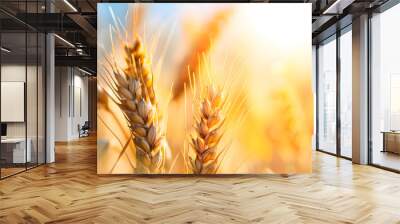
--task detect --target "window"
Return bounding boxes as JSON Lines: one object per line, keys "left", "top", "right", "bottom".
{"left": 371, "top": 3, "right": 400, "bottom": 171}
{"left": 317, "top": 36, "right": 337, "bottom": 154}
{"left": 339, "top": 28, "right": 352, "bottom": 158}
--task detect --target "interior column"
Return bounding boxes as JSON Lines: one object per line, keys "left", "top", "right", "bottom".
{"left": 352, "top": 14, "right": 369, "bottom": 164}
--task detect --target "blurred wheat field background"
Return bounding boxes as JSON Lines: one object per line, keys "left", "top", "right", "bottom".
{"left": 97, "top": 3, "right": 313, "bottom": 174}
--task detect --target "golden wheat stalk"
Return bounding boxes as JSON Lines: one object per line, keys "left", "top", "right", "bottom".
{"left": 107, "top": 37, "right": 166, "bottom": 174}
{"left": 189, "top": 85, "right": 226, "bottom": 174}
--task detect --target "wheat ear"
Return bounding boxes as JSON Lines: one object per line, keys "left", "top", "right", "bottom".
{"left": 109, "top": 37, "right": 165, "bottom": 173}
{"left": 189, "top": 85, "right": 225, "bottom": 174}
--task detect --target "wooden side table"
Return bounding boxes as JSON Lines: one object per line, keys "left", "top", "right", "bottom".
{"left": 381, "top": 131, "right": 400, "bottom": 154}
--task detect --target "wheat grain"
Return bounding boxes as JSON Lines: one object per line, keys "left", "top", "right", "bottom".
{"left": 189, "top": 85, "right": 226, "bottom": 174}
{"left": 109, "top": 37, "right": 166, "bottom": 173}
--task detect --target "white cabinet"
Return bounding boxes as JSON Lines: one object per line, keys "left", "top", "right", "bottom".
{"left": 1, "top": 138, "right": 32, "bottom": 163}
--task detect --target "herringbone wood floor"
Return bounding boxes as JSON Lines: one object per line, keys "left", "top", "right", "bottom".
{"left": 1, "top": 136, "right": 400, "bottom": 224}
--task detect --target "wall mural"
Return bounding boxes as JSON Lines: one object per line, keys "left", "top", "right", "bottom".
{"left": 97, "top": 3, "right": 313, "bottom": 174}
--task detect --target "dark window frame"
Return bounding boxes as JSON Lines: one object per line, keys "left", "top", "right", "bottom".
{"left": 315, "top": 23, "right": 353, "bottom": 161}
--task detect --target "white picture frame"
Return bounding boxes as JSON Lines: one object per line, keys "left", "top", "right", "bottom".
{"left": 1, "top": 81, "right": 25, "bottom": 122}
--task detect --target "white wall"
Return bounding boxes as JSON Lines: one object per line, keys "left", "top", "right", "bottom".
{"left": 55, "top": 66, "right": 69, "bottom": 141}
{"left": 72, "top": 73, "right": 89, "bottom": 138}
{"left": 54, "top": 67, "right": 89, "bottom": 141}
